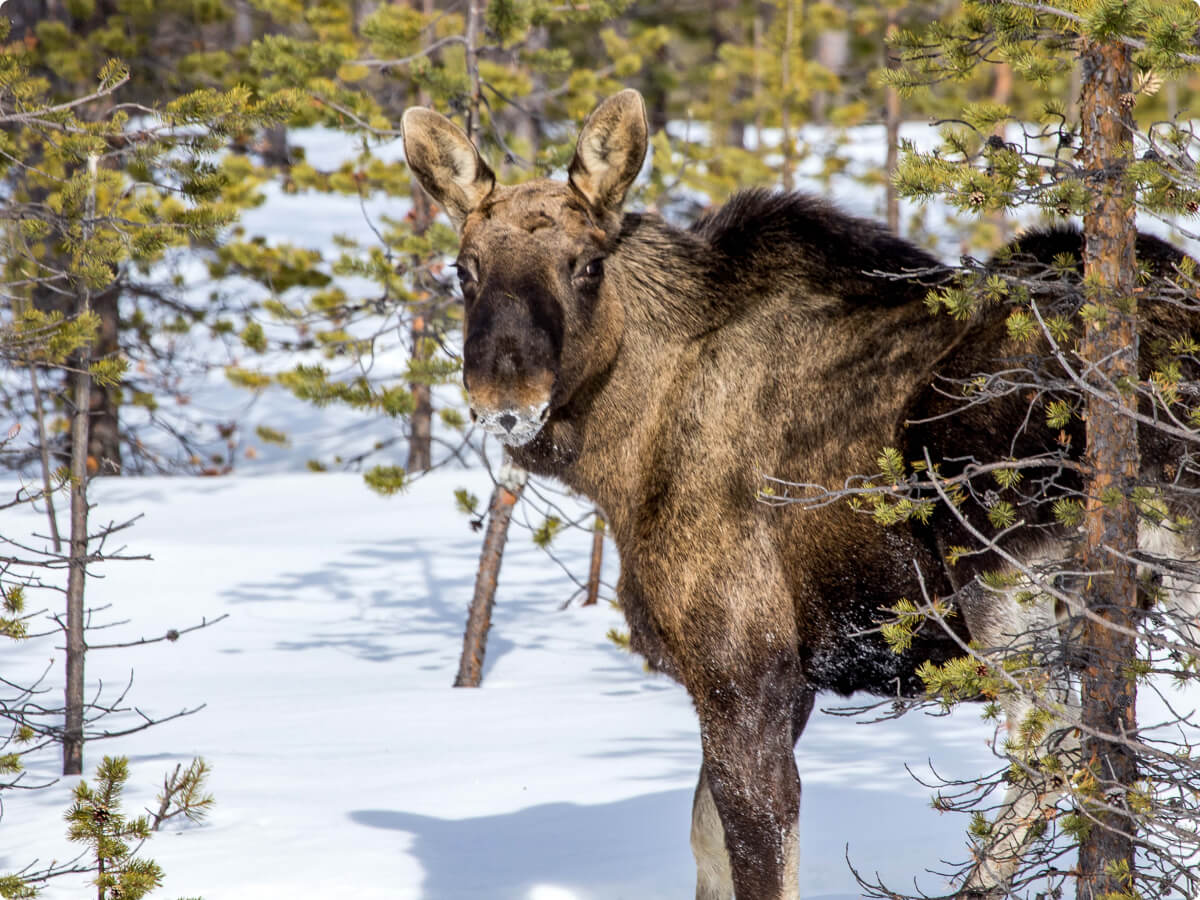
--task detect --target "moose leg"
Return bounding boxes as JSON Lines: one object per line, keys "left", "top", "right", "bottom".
{"left": 690, "top": 690, "right": 815, "bottom": 900}
{"left": 690, "top": 655, "right": 809, "bottom": 900}
{"left": 956, "top": 577, "right": 1080, "bottom": 894}
{"left": 691, "top": 762, "right": 733, "bottom": 900}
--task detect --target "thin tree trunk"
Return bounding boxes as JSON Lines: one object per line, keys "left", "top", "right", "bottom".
{"left": 583, "top": 511, "right": 605, "bottom": 607}
{"left": 753, "top": 13, "right": 764, "bottom": 146}
{"left": 30, "top": 367, "right": 62, "bottom": 553}
{"left": 710, "top": 0, "right": 745, "bottom": 149}
{"left": 87, "top": 283, "right": 120, "bottom": 475}
{"left": 405, "top": 0, "right": 437, "bottom": 475}
{"left": 813, "top": 9, "right": 847, "bottom": 125}
{"left": 463, "top": 0, "right": 486, "bottom": 145}
{"left": 780, "top": 0, "right": 796, "bottom": 191}
{"left": 884, "top": 9, "right": 901, "bottom": 234}
{"left": 455, "top": 463, "right": 527, "bottom": 687}
{"left": 232, "top": 0, "right": 254, "bottom": 46}
{"left": 63, "top": 156, "right": 99, "bottom": 776}
{"left": 406, "top": 313, "right": 433, "bottom": 473}
{"left": 352, "top": 0, "right": 379, "bottom": 31}
{"left": 1075, "top": 37, "right": 1139, "bottom": 900}
{"left": 989, "top": 62, "right": 1014, "bottom": 245}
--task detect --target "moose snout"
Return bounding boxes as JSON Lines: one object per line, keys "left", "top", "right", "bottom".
{"left": 461, "top": 291, "right": 560, "bottom": 446}
{"left": 471, "top": 400, "right": 550, "bottom": 447}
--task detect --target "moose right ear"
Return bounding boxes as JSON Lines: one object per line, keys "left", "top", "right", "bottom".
{"left": 401, "top": 108, "right": 495, "bottom": 231}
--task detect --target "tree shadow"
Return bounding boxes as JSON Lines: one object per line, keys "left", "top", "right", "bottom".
{"left": 347, "top": 777, "right": 966, "bottom": 899}
{"left": 349, "top": 788, "right": 696, "bottom": 899}
{"left": 217, "top": 535, "right": 557, "bottom": 676}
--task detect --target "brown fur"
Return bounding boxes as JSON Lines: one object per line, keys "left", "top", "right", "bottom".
{"left": 402, "top": 92, "right": 1198, "bottom": 899}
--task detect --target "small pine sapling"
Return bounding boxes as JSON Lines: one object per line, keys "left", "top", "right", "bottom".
{"left": 64, "top": 756, "right": 210, "bottom": 900}
{"left": 65, "top": 756, "right": 162, "bottom": 900}
{"left": 149, "top": 758, "right": 214, "bottom": 832}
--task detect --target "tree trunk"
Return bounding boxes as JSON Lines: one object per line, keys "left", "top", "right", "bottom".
{"left": 583, "top": 511, "right": 605, "bottom": 607}
{"left": 780, "top": 0, "right": 796, "bottom": 191}
{"left": 752, "top": 12, "right": 764, "bottom": 145}
{"left": 813, "top": 12, "right": 848, "bottom": 125}
{"left": 352, "top": 0, "right": 379, "bottom": 31}
{"left": 87, "top": 282, "right": 121, "bottom": 475}
{"left": 709, "top": 0, "right": 746, "bottom": 149}
{"left": 63, "top": 156, "right": 100, "bottom": 777}
{"left": 989, "top": 62, "right": 1014, "bottom": 245}
{"left": 405, "top": 0, "right": 438, "bottom": 475}
{"left": 406, "top": 314, "right": 434, "bottom": 473}
{"left": 455, "top": 463, "right": 527, "bottom": 687}
{"left": 884, "top": 10, "right": 901, "bottom": 234}
{"left": 1075, "top": 38, "right": 1139, "bottom": 900}
{"left": 29, "top": 367, "right": 63, "bottom": 553}
{"left": 464, "top": 0, "right": 486, "bottom": 145}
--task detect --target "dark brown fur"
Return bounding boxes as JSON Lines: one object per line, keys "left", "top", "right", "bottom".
{"left": 402, "top": 92, "right": 1198, "bottom": 899}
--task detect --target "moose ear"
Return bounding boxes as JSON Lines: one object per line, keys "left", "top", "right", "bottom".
{"left": 568, "top": 89, "right": 648, "bottom": 216}
{"left": 401, "top": 107, "right": 495, "bottom": 231}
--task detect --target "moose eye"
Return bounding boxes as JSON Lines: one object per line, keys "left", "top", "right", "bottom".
{"left": 576, "top": 257, "right": 604, "bottom": 282}
{"left": 454, "top": 260, "right": 478, "bottom": 291}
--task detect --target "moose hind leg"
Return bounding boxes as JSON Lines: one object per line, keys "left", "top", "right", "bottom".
{"left": 691, "top": 762, "right": 734, "bottom": 900}
{"left": 956, "top": 575, "right": 1080, "bottom": 894}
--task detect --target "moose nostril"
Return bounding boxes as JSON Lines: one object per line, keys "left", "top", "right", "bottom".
{"left": 498, "top": 413, "right": 518, "bottom": 433}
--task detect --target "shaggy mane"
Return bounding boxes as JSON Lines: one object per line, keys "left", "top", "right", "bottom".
{"left": 691, "top": 189, "right": 949, "bottom": 306}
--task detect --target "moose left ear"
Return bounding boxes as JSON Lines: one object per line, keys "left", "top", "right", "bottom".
{"left": 568, "top": 89, "right": 648, "bottom": 217}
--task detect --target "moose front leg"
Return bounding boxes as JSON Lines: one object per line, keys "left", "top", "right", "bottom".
{"left": 691, "top": 689, "right": 815, "bottom": 900}
{"left": 692, "top": 654, "right": 808, "bottom": 900}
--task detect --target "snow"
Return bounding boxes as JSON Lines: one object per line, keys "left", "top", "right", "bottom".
{"left": 0, "top": 470, "right": 1008, "bottom": 899}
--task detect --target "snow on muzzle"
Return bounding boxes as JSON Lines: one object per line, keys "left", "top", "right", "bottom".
{"left": 472, "top": 401, "right": 551, "bottom": 447}
{"left": 467, "top": 371, "right": 554, "bottom": 447}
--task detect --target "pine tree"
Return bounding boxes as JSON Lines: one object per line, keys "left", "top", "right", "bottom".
{"left": 861, "top": 2, "right": 1200, "bottom": 898}
{"left": 1, "top": 13, "right": 287, "bottom": 773}
{"left": 2, "top": 1, "right": 297, "bottom": 475}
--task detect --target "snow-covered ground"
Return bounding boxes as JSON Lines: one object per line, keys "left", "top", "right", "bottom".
{"left": 0, "top": 470, "right": 1011, "bottom": 900}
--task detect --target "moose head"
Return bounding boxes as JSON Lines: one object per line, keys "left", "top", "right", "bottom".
{"left": 401, "top": 90, "right": 648, "bottom": 446}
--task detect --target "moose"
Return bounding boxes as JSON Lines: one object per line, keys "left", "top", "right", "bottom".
{"left": 401, "top": 90, "right": 1197, "bottom": 899}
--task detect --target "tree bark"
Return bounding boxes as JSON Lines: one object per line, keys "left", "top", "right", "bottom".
{"left": 455, "top": 462, "right": 527, "bottom": 687}
{"left": 30, "top": 367, "right": 63, "bottom": 554}
{"left": 989, "top": 61, "right": 1014, "bottom": 245}
{"left": 813, "top": 11, "right": 847, "bottom": 125}
{"left": 1075, "top": 38, "right": 1139, "bottom": 900}
{"left": 884, "top": 10, "right": 901, "bottom": 234}
{"left": 87, "top": 282, "right": 121, "bottom": 475}
{"left": 405, "top": 0, "right": 438, "bottom": 475}
{"left": 463, "top": 0, "right": 486, "bottom": 145}
{"left": 780, "top": 0, "right": 796, "bottom": 192}
{"left": 406, "top": 314, "right": 434, "bottom": 473}
{"left": 583, "top": 511, "right": 605, "bottom": 607}
{"left": 63, "top": 156, "right": 99, "bottom": 776}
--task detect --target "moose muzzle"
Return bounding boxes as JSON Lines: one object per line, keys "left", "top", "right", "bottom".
{"left": 466, "top": 369, "right": 555, "bottom": 447}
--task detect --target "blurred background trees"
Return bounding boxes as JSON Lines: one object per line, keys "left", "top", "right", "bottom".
{"left": 2, "top": 0, "right": 1196, "bottom": 483}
